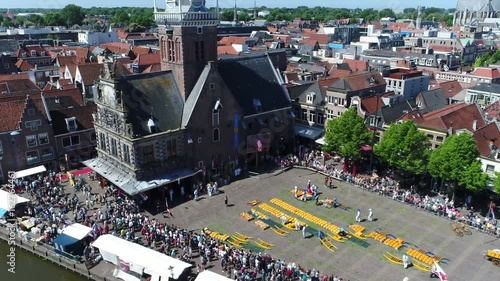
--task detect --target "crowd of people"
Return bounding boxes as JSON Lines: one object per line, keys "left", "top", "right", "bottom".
{"left": 3, "top": 169, "right": 354, "bottom": 281}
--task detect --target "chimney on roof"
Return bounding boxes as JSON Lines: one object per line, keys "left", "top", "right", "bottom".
{"left": 472, "top": 119, "right": 478, "bottom": 131}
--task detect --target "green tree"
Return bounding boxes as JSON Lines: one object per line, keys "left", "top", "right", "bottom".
{"left": 378, "top": 8, "right": 396, "bottom": 19}
{"left": 15, "top": 16, "right": 25, "bottom": 27}
{"left": 324, "top": 107, "right": 371, "bottom": 170}
{"left": 112, "top": 11, "right": 130, "bottom": 25}
{"left": 428, "top": 133, "right": 490, "bottom": 197}
{"left": 131, "top": 14, "right": 154, "bottom": 27}
{"left": 61, "top": 4, "right": 85, "bottom": 26}
{"left": 374, "top": 120, "right": 430, "bottom": 176}
{"left": 2, "top": 17, "right": 13, "bottom": 27}
{"left": 493, "top": 172, "right": 500, "bottom": 193}
{"left": 29, "top": 14, "right": 44, "bottom": 26}
{"left": 44, "top": 12, "right": 65, "bottom": 26}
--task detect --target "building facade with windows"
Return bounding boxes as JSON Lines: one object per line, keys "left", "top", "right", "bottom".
{"left": 50, "top": 105, "right": 97, "bottom": 168}
{"left": 0, "top": 95, "right": 56, "bottom": 181}
{"left": 84, "top": 61, "right": 191, "bottom": 196}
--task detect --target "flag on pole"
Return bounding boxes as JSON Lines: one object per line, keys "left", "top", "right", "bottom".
{"left": 139, "top": 192, "right": 148, "bottom": 201}
{"left": 434, "top": 261, "right": 448, "bottom": 281}
{"left": 256, "top": 139, "right": 263, "bottom": 152}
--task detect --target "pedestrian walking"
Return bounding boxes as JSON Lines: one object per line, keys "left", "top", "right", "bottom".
{"left": 165, "top": 201, "right": 174, "bottom": 217}
{"left": 356, "top": 209, "right": 361, "bottom": 222}
{"left": 402, "top": 253, "right": 409, "bottom": 269}
{"left": 302, "top": 225, "right": 307, "bottom": 239}
{"left": 368, "top": 209, "right": 373, "bottom": 222}
{"left": 224, "top": 195, "right": 228, "bottom": 206}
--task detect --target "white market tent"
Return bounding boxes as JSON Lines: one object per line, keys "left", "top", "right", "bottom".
{"left": 195, "top": 270, "right": 234, "bottom": 281}
{"left": 14, "top": 165, "right": 46, "bottom": 179}
{"left": 92, "top": 234, "right": 192, "bottom": 280}
{"left": 61, "top": 223, "right": 92, "bottom": 240}
{"left": 0, "top": 189, "right": 30, "bottom": 217}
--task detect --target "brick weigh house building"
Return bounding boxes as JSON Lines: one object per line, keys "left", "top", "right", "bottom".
{"left": 82, "top": 0, "right": 295, "bottom": 202}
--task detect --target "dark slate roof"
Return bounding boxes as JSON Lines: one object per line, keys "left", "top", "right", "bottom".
{"left": 376, "top": 99, "right": 418, "bottom": 125}
{"left": 297, "top": 82, "right": 325, "bottom": 106}
{"left": 419, "top": 89, "right": 448, "bottom": 114}
{"left": 287, "top": 82, "right": 313, "bottom": 100}
{"left": 218, "top": 54, "right": 291, "bottom": 116}
{"left": 44, "top": 96, "right": 81, "bottom": 111}
{"left": 467, "top": 83, "right": 500, "bottom": 94}
{"left": 120, "top": 71, "right": 184, "bottom": 136}
{"left": 50, "top": 104, "right": 96, "bottom": 135}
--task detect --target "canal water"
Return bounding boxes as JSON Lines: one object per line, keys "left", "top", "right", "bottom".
{"left": 0, "top": 240, "right": 88, "bottom": 281}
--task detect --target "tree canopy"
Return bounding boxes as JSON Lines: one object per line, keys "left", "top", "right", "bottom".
{"left": 493, "top": 172, "right": 500, "bottom": 194}
{"left": 61, "top": 4, "right": 86, "bottom": 26}
{"left": 324, "top": 107, "right": 371, "bottom": 160}
{"left": 374, "top": 120, "right": 430, "bottom": 175}
{"left": 428, "top": 133, "right": 490, "bottom": 192}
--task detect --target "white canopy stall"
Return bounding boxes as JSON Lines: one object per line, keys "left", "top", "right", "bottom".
{"left": 14, "top": 165, "right": 46, "bottom": 179}
{"left": 0, "top": 189, "right": 30, "bottom": 218}
{"left": 92, "top": 234, "right": 192, "bottom": 281}
{"left": 195, "top": 270, "right": 234, "bottom": 281}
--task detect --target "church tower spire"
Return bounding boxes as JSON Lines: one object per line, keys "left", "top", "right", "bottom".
{"left": 156, "top": 0, "right": 219, "bottom": 101}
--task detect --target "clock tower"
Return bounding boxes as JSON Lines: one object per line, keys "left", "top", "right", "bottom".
{"left": 156, "top": 0, "right": 219, "bottom": 101}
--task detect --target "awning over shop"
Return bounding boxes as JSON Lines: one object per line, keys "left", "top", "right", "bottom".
{"left": 295, "top": 124, "right": 324, "bottom": 140}
{"left": 14, "top": 165, "right": 46, "bottom": 179}
{"left": 82, "top": 158, "right": 197, "bottom": 196}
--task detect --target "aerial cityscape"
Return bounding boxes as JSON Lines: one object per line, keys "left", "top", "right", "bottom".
{"left": 0, "top": 1, "right": 499, "bottom": 281}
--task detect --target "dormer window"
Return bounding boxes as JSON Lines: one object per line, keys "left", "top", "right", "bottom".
{"left": 65, "top": 117, "right": 77, "bottom": 132}
{"left": 147, "top": 118, "right": 156, "bottom": 134}
{"left": 31, "top": 50, "right": 37, "bottom": 57}
{"left": 40, "top": 51, "right": 46, "bottom": 56}
{"left": 306, "top": 92, "right": 316, "bottom": 103}
{"left": 21, "top": 53, "right": 27, "bottom": 58}
{"left": 253, "top": 98, "right": 262, "bottom": 112}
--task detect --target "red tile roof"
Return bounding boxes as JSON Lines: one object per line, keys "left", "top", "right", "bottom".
{"left": 142, "top": 64, "right": 162, "bottom": 73}
{"left": 15, "top": 59, "right": 34, "bottom": 71}
{"left": 473, "top": 123, "right": 500, "bottom": 157}
{"left": 56, "top": 56, "right": 78, "bottom": 66}
{"left": 472, "top": 67, "right": 500, "bottom": 78}
{"left": 428, "top": 45, "right": 454, "bottom": 53}
{"left": 219, "top": 36, "right": 247, "bottom": 46}
{"left": 44, "top": 46, "right": 89, "bottom": 64}
{"left": 0, "top": 99, "right": 25, "bottom": 132}
{"left": 76, "top": 64, "right": 104, "bottom": 86}
{"left": 360, "top": 95, "right": 385, "bottom": 115}
{"left": 300, "top": 39, "right": 319, "bottom": 47}
{"left": 334, "top": 71, "right": 386, "bottom": 92}
{"left": 0, "top": 73, "right": 30, "bottom": 81}
{"left": 343, "top": 59, "right": 369, "bottom": 72}
{"left": 483, "top": 100, "right": 500, "bottom": 122}
{"left": 305, "top": 34, "right": 329, "bottom": 45}
{"left": 132, "top": 46, "right": 151, "bottom": 57}
{"left": 415, "top": 103, "right": 485, "bottom": 132}
{"left": 438, "top": 80, "right": 463, "bottom": 98}
{"left": 44, "top": 88, "right": 84, "bottom": 106}
{"left": 329, "top": 68, "right": 352, "bottom": 78}
{"left": 135, "top": 53, "right": 161, "bottom": 66}
{"left": 0, "top": 79, "right": 39, "bottom": 94}
{"left": 217, "top": 45, "right": 238, "bottom": 55}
